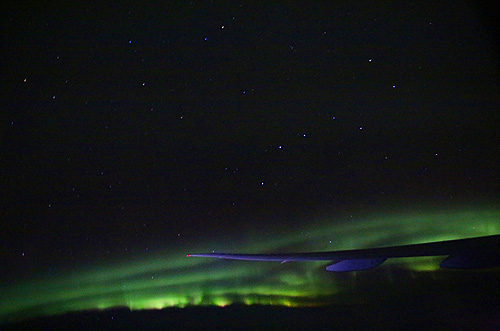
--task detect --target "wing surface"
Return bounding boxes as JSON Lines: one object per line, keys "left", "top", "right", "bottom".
{"left": 187, "top": 234, "right": 500, "bottom": 271}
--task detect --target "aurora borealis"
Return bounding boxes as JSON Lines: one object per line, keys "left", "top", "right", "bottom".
{"left": 3, "top": 1, "right": 499, "bottom": 328}
{"left": 2, "top": 205, "right": 499, "bottom": 322}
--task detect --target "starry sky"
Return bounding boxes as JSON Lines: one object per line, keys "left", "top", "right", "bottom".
{"left": 2, "top": 0, "right": 500, "bottom": 324}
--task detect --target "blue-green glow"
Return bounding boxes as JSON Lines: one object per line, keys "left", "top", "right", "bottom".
{"left": 1, "top": 204, "right": 499, "bottom": 322}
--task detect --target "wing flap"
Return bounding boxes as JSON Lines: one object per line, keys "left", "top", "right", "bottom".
{"left": 326, "top": 258, "right": 387, "bottom": 272}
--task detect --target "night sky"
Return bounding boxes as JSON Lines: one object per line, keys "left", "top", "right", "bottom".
{"left": 2, "top": 1, "right": 500, "bottom": 326}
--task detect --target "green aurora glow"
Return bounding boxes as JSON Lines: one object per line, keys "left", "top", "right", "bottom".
{"left": 1, "top": 205, "right": 499, "bottom": 322}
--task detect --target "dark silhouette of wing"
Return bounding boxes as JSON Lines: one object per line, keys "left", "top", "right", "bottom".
{"left": 187, "top": 234, "right": 500, "bottom": 272}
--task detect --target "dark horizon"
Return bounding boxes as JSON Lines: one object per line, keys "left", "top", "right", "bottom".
{"left": 2, "top": 0, "right": 499, "bottom": 328}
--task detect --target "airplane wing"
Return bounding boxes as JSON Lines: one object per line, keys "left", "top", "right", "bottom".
{"left": 187, "top": 234, "right": 500, "bottom": 272}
